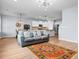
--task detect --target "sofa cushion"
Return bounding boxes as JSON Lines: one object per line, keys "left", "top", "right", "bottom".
{"left": 40, "top": 31, "right": 44, "bottom": 36}
{"left": 18, "top": 31, "right": 24, "bottom": 36}
{"left": 41, "top": 36, "right": 47, "bottom": 38}
{"left": 24, "top": 37, "right": 34, "bottom": 41}
{"left": 37, "top": 31, "right": 41, "bottom": 37}
{"left": 24, "top": 31, "right": 30, "bottom": 38}
{"left": 43, "top": 30, "right": 49, "bottom": 36}
{"left": 32, "top": 31, "right": 37, "bottom": 37}
{"left": 30, "top": 32, "right": 34, "bottom": 37}
{"left": 35, "top": 36, "right": 41, "bottom": 39}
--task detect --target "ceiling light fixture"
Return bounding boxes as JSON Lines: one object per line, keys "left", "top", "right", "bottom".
{"left": 14, "top": 0, "right": 17, "bottom": 2}
{"left": 36, "top": 0, "right": 53, "bottom": 11}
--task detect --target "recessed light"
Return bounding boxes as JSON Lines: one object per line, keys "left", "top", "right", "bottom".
{"left": 14, "top": 0, "right": 17, "bottom": 2}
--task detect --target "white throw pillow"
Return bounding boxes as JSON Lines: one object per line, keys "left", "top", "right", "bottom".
{"left": 18, "top": 31, "right": 24, "bottom": 35}
{"left": 37, "top": 31, "right": 41, "bottom": 37}
{"left": 32, "top": 31, "right": 37, "bottom": 37}
{"left": 43, "top": 30, "right": 48, "bottom": 36}
{"left": 24, "top": 31, "right": 30, "bottom": 38}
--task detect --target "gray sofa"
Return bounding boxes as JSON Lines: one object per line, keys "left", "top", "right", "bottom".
{"left": 17, "top": 30, "right": 49, "bottom": 47}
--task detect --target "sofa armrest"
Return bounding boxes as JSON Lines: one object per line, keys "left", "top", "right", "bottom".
{"left": 17, "top": 35, "right": 25, "bottom": 46}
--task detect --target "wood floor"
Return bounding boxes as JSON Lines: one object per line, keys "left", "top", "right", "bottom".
{"left": 0, "top": 37, "right": 78, "bottom": 59}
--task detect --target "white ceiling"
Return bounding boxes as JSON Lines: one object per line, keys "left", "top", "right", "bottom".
{"left": 0, "top": 0, "right": 78, "bottom": 20}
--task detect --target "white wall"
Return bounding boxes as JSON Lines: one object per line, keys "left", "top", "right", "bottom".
{"left": 2, "top": 16, "right": 17, "bottom": 37}
{"left": 59, "top": 6, "right": 78, "bottom": 43}
{"left": 0, "top": 16, "right": 1, "bottom": 36}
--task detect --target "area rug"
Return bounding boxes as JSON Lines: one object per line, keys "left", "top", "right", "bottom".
{"left": 27, "top": 43, "right": 77, "bottom": 59}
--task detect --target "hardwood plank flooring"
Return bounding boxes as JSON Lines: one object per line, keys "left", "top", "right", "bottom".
{"left": 0, "top": 37, "right": 78, "bottom": 59}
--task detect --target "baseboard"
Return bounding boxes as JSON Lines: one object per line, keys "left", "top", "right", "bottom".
{"left": 59, "top": 38, "right": 78, "bottom": 43}
{"left": 1, "top": 36, "right": 16, "bottom": 38}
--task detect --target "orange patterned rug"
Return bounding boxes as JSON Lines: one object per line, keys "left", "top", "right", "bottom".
{"left": 27, "top": 43, "right": 77, "bottom": 59}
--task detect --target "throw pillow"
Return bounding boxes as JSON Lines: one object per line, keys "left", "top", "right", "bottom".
{"left": 30, "top": 32, "right": 34, "bottom": 37}
{"left": 24, "top": 31, "right": 30, "bottom": 38}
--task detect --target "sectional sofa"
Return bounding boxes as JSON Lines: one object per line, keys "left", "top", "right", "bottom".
{"left": 17, "top": 30, "right": 49, "bottom": 47}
